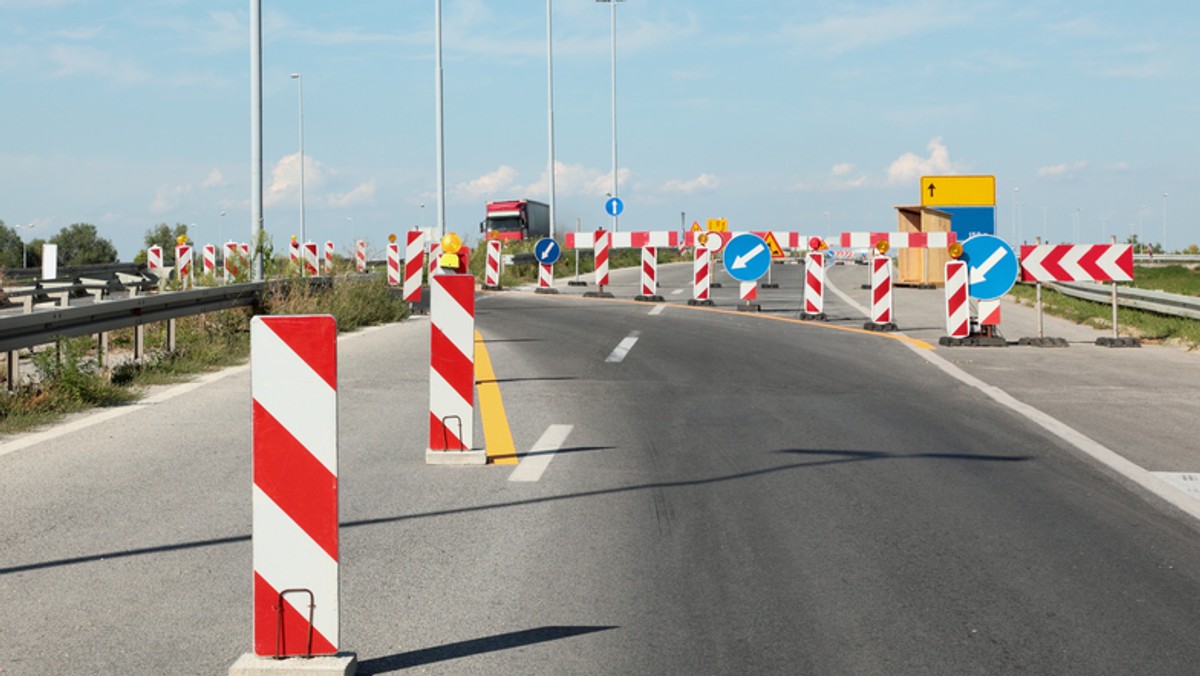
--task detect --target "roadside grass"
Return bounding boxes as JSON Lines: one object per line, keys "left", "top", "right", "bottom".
{"left": 0, "top": 275, "right": 407, "bottom": 437}
{"left": 1126, "top": 265, "right": 1200, "bottom": 296}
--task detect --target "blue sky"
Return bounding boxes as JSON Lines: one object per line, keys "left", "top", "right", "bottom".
{"left": 2, "top": 0, "right": 1198, "bottom": 258}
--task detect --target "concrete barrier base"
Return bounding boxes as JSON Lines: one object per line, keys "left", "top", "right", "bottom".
{"left": 426, "top": 449, "right": 488, "bottom": 465}
{"left": 229, "top": 653, "right": 356, "bottom": 676}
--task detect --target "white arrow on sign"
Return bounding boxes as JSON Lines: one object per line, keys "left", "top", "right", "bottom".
{"left": 540, "top": 247, "right": 552, "bottom": 261}
{"left": 731, "top": 243, "right": 765, "bottom": 270}
{"left": 969, "top": 247, "right": 1007, "bottom": 285}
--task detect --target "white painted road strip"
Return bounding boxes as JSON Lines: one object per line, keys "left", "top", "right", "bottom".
{"left": 605, "top": 331, "right": 641, "bottom": 363}
{"left": 648, "top": 304, "right": 666, "bottom": 316}
{"left": 671, "top": 288, "right": 684, "bottom": 296}
{"left": 509, "top": 424, "right": 574, "bottom": 482}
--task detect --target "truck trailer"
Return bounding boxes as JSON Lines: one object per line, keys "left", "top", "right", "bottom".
{"left": 481, "top": 199, "right": 551, "bottom": 242}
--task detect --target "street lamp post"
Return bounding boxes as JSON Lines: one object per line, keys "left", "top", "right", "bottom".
{"left": 291, "top": 73, "right": 306, "bottom": 250}
{"left": 219, "top": 210, "right": 226, "bottom": 246}
{"left": 547, "top": 0, "right": 557, "bottom": 239}
{"left": 1162, "top": 193, "right": 1168, "bottom": 253}
{"left": 596, "top": 0, "right": 623, "bottom": 231}
{"left": 434, "top": 0, "right": 447, "bottom": 239}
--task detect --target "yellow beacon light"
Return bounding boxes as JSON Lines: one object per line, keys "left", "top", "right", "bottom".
{"left": 948, "top": 242, "right": 964, "bottom": 259}
{"left": 388, "top": 233, "right": 397, "bottom": 244}
{"left": 440, "top": 232, "right": 462, "bottom": 254}
{"left": 876, "top": 240, "right": 890, "bottom": 255}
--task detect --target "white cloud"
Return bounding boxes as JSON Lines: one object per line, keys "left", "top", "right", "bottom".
{"left": 831, "top": 162, "right": 855, "bottom": 177}
{"left": 783, "top": 4, "right": 974, "bottom": 57}
{"left": 202, "top": 168, "right": 227, "bottom": 189}
{"left": 1037, "top": 161, "right": 1087, "bottom": 178}
{"left": 662, "top": 173, "right": 719, "bottom": 194}
{"left": 47, "top": 44, "right": 147, "bottom": 85}
{"left": 885, "top": 137, "right": 962, "bottom": 185}
{"left": 456, "top": 165, "right": 519, "bottom": 200}
{"left": 265, "top": 153, "right": 327, "bottom": 207}
{"left": 328, "top": 179, "right": 376, "bottom": 207}
{"left": 460, "top": 162, "right": 630, "bottom": 200}
{"left": 150, "top": 183, "right": 192, "bottom": 214}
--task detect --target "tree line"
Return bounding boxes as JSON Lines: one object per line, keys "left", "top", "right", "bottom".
{"left": 0, "top": 221, "right": 196, "bottom": 268}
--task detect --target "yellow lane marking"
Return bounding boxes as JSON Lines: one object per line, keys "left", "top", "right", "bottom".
{"left": 511, "top": 291, "right": 937, "bottom": 351}
{"left": 474, "top": 331, "right": 519, "bottom": 465}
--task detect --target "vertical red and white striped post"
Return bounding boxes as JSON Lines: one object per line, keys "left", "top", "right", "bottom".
{"left": 246, "top": 315, "right": 346, "bottom": 663}
{"left": 386, "top": 241, "right": 401, "bottom": 286}
{"left": 324, "top": 241, "right": 335, "bottom": 275}
{"left": 636, "top": 246, "right": 663, "bottom": 301}
{"left": 224, "top": 242, "right": 239, "bottom": 283}
{"left": 978, "top": 300, "right": 1001, "bottom": 327}
{"left": 404, "top": 231, "right": 426, "bottom": 303}
{"left": 203, "top": 244, "right": 216, "bottom": 277}
{"left": 427, "top": 274, "right": 485, "bottom": 464}
{"left": 303, "top": 242, "right": 319, "bottom": 277}
{"left": 148, "top": 245, "right": 163, "bottom": 272}
{"left": 483, "top": 240, "right": 502, "bottom": 290}
{"left": 289, "top": 239, "right": 300, "bottom": 274}
{"left": 355, "top": 240, "right": 366, "bottom": 273}
{"left": 689, "top": 247, "right": 713, "bottom": 306}
{"left": 739, "top": 281, "right": 757, "bottom": 302}
{"left": 537, "top": 261, "right": 555, "bottom": 292}
{"left": 176, "top": 244, "right": 192, "bottom": 289}
{"left": 801, "top": 251, "right": 826, "bottom": 320}
{"left": 594, "top": 231, "right": 610, "bottom": 288}
{"left": 427, "top": 242, "right": 443, "bottom": 276}
{"left": 944, "top": 260, "right": 970, "bottom": 339}
{"left": 867, "top": 255, "right": 895, "bottom": 330}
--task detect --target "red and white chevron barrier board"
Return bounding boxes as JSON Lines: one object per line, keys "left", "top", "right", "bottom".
{"left": 403, "top": 232, "right": 425, "bottom": 301}
{"left": 429, "top": 274, "right": 475, "bottom": 451}
{"left": 944, "top": 260, "right": 969, "bottom": 338}
{"left": 289, "top": 240, "right": 300, "bottom": 272}
{"left": 978, "top": 300, "right": 1001, "bottom": 326}
{"left": 386, "top": 242, "right": 401, "bottom": 286}
{"left": 324, "top": 241, "right": 335, "bottom": 275}
{"left": 224, "top": 242, "right": 239, "bottom": 283}
{"left": 355, "top": 240, "right": 366, "bottom": 273}
{"left": 484, "top": 240, "right": 502, "bottom": 288}
{"left": 693, "top": 248, "right": 711, "bottom": 301}
{"left": 871, "top": 256, "right": 893, "bottom": 324}
{"left": 1019, "top": 244, "right": 1133, "bottom": 282}
{"left": 740, "top": 280, "right": 757, "bottom": 302}
{"left": 147, "top": 245, "right": 163, "bottom": 271}
{"left": 594, "top": 232, "right": 610, "bottom": 286}
{"left": 565, "top": 231, "right": 680, "bottom": 249}
{"left": 641, "top": 246, "right": 657, "bottom": 296}
{"left": 538, "top": 262, "right": 554, "bottom": 289}
{"left": 833, "top": 250, "right": 854, "bottom": 262}
{"left": 804, "top": 251, "right": 825, "bottom": 315}
{"left": 203, "top": 244, "right": 216, "bottom": 276}
{"left": 840, "top": 231, "right": 956, "bottom": 249}
{"left": 303, "top": 242, "right": 319, "bottom": 277}
{"left": 250, "top": 315, "right": 339, "bottom": 657}
{"left": 680, "top": 231, "right": 811, "bottom": 250}
{"left": 176, "top": 244, "right": 192, "bottom": 288}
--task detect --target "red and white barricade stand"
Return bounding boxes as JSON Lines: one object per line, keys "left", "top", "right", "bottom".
{"left": 636, "top": 246, "right": 662, "bottom": 301}
{"left": 176, "top": 244, "right": 193, "bottom": 289}
{"left": 288, "top": 239, "right": 300, "bottom": 274}
{"left": 240, "top": 242, "right": 250, "bottom": 264}
{"left": 978, "top": 300, "right": 1001, "bottom": 327}
{"left": 594, "top": 232, "right": 610, "bottom": 287}
{"left": 427, "top": 242, "right": 442, "bottom": 276}
{"left": 355, "top": 240, "right": 366, "bottom": 273}
{"left": 303, "top": 242, "right": 319, "bottom": 277}
{"left": 739, "top": 280, "right": 758, "bottom": 304}
{"left": 202, "top": 244, "right": 216, "bottom": 277}
{"left": 538, "top": 262, "right": 555, "bottom": 291}
{"left": 801, "top": 251, "right": 826, "bottom": 320}
{"left": 483, "top": 240, "right": 502, "bottom": 290}
{"left": 840, "top": 231, "right": 956, "bottom": 249}
{"left": 232, "top": 315, "right": 353, "bottom": 672}
{"left": 427, "top": 274, "right": 485, "bottom": 465}
{"left": 404, "top": 232, "right": 426, "bottom": 303}
{"left": 148, "top": 245, "right": 163, "bottom": 272}
{"left": 944, "top": 260, "right": 970, "bottom": 339}
{"left": 324, "top": 241, "right": 335, "bottom": 275}
{"left": 689, "top": 248, "right": 713, "bottom": 306}
{"left": 866, "top": 256, "right": 896, "bottom": 330}
{"left": 386, "top": 242, "right": 401, "bottom": 286}
{"left": 224, "top": 242, "right": 239, "bottom": 283}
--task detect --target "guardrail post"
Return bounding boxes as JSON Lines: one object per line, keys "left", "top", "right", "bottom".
{"left": 5, "top": 351, "right": 17, "bottom": 391}
{"left": 97, "top": 332, "right": 108, "bottom": 368}
{"left": 166, "top": 319, "right": 177, "bottom": 352}
{"left": 134, "top": 325, "right": 145, "bottom": 361}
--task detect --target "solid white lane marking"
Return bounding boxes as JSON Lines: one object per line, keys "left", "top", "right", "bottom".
{"left": 828, "top": 277, "right": 870, "bottom": 317}
{"left": 605, "top": 331, "right": 641, "bottom": 363}
{"left": 648, "top": 304, "right": 666, "bottom": 316}
{"left": 671, "top": 288, "right": 684, "bottom": 296}
{"left": 508, "top": 424, "right": 573, "bottom": 482}
{"left": 1153, "top": 473, "right": 1200, "bottom": 501}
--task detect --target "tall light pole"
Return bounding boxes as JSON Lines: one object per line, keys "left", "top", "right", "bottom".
{"left": 597, "top": 0, "right": 623, "bottom": 231}
{"left": 1162, "top": 192, "right": 1168, "bottom": 253}
{"left": 290, "top": 73, "right": 306, "bottom": 248}
{"left": 434, "top": 0, "right": 447, "bottom": 239}
{"left": 420, "top": 202, "right": 426, "bottom": 231}
{"left": 547, "top": 0, "right": 557, "bottom": 239}
{"left": 219, "top": 210, "right": 226, "bottom": 245}
{"left": 16, "top": 223, "right": 36, "bottom": 268}
{"left": 250, "top": 0, "right": 264, "bottom": 281}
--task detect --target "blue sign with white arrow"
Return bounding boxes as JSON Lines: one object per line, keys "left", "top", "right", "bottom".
{"left": 604, "top": 196, "right": 624, "bottom": 217}
{"left": 722, "top": 233, "right": 771, "bottom": 283}
{"left": 960, "top": 234, "right": 1018, "bottom": 300}
{"left": 534, "top": 237, "right": 561, "bottom": 265}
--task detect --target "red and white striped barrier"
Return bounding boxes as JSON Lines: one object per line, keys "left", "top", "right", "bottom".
{"left": 224, "top": 242, "right": 239, "bottom": 283}
{"left": 565, "top": 231, "right": 680, "bottom": 249}
{"left": 640, "top": 246, "right": 657, "bottom": 297}
{"left": 840, "top": 231, "right": 956, "bottom": 249}
{"left": 593, "top": 232, "right": 610, "bottom": 287}
{"left": 250, "top": 315, "right": 339, "bottom": 657}
{"left": 289, "top": 240, "right": 300, "bottom": 273}
{"left": 978, "top": 300, "right": 1001, "bottom": 326}
{"left": 802, "top": 251, "right": 826, "bottom": 318}
{"left": 324, "top": 241, "right": 335, "bottom": 275}
{"left": 944, "top": 260, "right": 969, "bottom": 338}
{"left": 386, "top": 242, "right": 401, "bottom": 286}
{"left": 148, "top": 245, "right": 163, "bottom": 272}
{"left": 355, "top": 240, "right": 366, "bottom": 273}
{"left": 303, "top": 241, "right": 319, "bottom": 277}
{"left": 1019, "top": 244, "right": 1133, "bottom": 282}
{"left": 692, "top": 248, "right": 712, "bottom": 303}
{"left": 428, "top": 274, "right": 483, "bottom": 464}
{"left": 427, "top": 242, "right": 442, "bottom": 276}
{"left": 870, "top": 256, "right": 894, "bottom": 326}
{"left": 740, "top": 280, "right": 757, "bottom": 302}
{"left": 176, "top": 244, "right": 192, "bottom": 288}
{"left": 240, "top": 242, "right": 250, "bottom": 264}
{"left": 203, "top": 244, "right": 216, "bottom": 276}
{"left": 484, "top": 240, "right": 502, "bottom": 289}
{"left": 682, "top": 231, "right": 812, "bottom": 250}
{"left": 538, "top": 262, "right": 554, "bottom": 291}
{"left": 404, "top": 232, "right": 425, "bottom": 302}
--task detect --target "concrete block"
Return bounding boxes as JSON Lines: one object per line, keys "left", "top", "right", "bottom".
{"left": 229, "top": 652, "right": 356, "bottom": 676}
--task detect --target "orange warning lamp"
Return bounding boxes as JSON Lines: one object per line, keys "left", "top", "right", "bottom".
{"left": 819, "top": 240, "right": 829, "bottom": 251}
{"left": 876, "top": 240, "right": 890, "bottom": 255}
{"left": 388, "top": 233, "right": 397, "bottom": 244}
{"left": 948, "top": 242, "right": 964, "bottom": 259}
{"left": 809, "top": 236, "right": 823, "bottom": 251}
{"left": 439, "top": 232, "right": 463, "bottom": 269}
{"left": 177, "top": 234, "right": 188, "bottom": 246}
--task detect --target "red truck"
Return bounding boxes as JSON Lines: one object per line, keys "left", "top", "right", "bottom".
{"left": 480, "top": 199, "right": 551, "bottom": 242}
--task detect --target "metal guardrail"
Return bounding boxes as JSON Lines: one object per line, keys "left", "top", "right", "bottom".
{"left": 1045, "top": 282, "right": 1200, "bottom": 321}
{"left": 1133, "top": 254, "right": 1200, "bottom": 264}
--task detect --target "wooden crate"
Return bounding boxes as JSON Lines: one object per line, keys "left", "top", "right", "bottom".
{"left": 895, "top": 206, "right": 952, "bottom": 287}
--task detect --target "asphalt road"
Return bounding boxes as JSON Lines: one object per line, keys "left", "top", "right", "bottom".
{"left": 3, "top": 260, "right": 1200, "bottom": 674}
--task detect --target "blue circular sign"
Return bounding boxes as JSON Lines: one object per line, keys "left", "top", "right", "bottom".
{"left": 534, "top": 237, "right": 561, "bottom": 265}
{"left": 604, "top": 196, "right": 624, "bottom": 217}
{"left": 722, "top": 233, "right": 771, "bottom": 282}
{"left": 960, "top": 234, "right": 1018, "bottom": 300}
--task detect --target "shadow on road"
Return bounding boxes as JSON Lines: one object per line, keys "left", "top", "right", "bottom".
{"left": 356, "top": 625, "right": 617, "bottom": 674}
